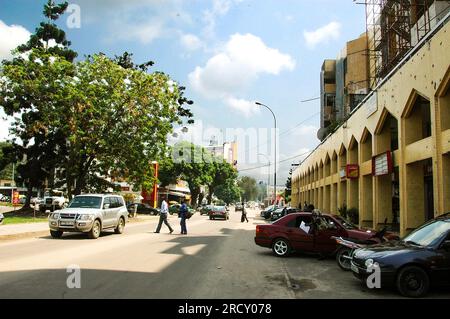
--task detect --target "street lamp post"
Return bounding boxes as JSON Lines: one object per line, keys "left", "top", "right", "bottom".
{"left": 255, "top": 102, "right": 277, "bottom": 205}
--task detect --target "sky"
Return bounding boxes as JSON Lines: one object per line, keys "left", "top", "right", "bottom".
{"left": 0, "top": 0, "right": 367, "bottom": 185}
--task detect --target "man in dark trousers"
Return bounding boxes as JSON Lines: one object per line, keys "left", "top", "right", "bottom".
{"left": 241, "top": 202, "right": 249, "bottom": 223}
{"left": 179, "top": 200, "right": 188, "bottom": 235}
{"left": 154, "top": 197, "right": 174, "bottom": 234}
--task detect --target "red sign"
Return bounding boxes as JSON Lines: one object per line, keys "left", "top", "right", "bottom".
{"left": 372, "top": 151, "right": 393, "bottom": 176}
{"left": 121, "top": 186, "right": 130, "bottom": 192}
{"left": 346, "top": 164, "right": 359, "bottom": 179}
{"left": 13, "top": 191, "right": 20, "bottom": 204}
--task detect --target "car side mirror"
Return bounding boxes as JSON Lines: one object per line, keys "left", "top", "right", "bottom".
{"left": 103, "top": 204, "right": 110, "bottom": 210}
{"left": 441, "top": 240, "right": 450, "bottom": 251}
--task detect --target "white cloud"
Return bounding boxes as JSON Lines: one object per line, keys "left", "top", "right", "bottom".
{"left": 189, "top": 33, "right": 296, "bottom": 99}
{"left": 303, "top": 21, "right": 341, "bottom": 49}
{"left": 224, "top": 97, "right": 260, "bottom": 118}
{"left": 180, "top": 33, "right": 204, "bottom": 52}
{"left": 0, "top": 20, "right": 30, "bottom": 60}
{"left": 114, "top": 21, "right": 165, "bottom": 44}
{"left": 203, "top": 0, "right": 244, "bottom": 38}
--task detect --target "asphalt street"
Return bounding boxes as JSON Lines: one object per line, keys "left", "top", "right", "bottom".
{"left": 0, "top": 208, "right": 449, "bottom": 299}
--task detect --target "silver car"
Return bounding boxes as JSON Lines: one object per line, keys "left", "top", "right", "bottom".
{"left": 48, "top": 194, "right": 128, "bottom": 239}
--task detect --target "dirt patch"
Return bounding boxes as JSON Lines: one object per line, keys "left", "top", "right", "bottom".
{"left": 264, "top": 274, "right": 317, "bottom": 292}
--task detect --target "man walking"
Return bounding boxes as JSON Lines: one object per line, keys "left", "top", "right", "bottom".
{"left": 241, "top": 202, "right": 249, "bottom": 223}
{"left": 179, "top": 200, "right": 188, "bottom": 235}
{"left": 154, "top": 198, "right": 174, "bottom": 234}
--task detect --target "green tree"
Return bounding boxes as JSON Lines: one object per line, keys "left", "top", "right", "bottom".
{"left": 215, "top": 181, "right": 241, "bottom": 205}
{"left": 0, "top": 142, "right": 14, "bottom": 180}
{"left": 206, "top": 160, "right": 238, "bottom": 204}
{"left": 0, "top": 0, "right": 77, "bottom": 207}
{"left": 285, "top": 169, "right": 292, "bottom": 203}
{"left": 170, "top": 142, "right": 214, "bottom": 208}
{"left": 238, "top": 176, "right": 259, "bottom": 202}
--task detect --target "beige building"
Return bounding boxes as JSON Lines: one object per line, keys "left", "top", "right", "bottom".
{"left": 292, "top": 14, "right": 450, "bottom": 236}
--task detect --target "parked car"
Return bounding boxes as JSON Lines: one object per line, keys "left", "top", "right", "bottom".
{"left": 0, "top": 213, "right": 4, "bottom": 225}
{"left": 209, "top": 206, "right": 229, "bottom": 220}
{"left": 40, "top": 190, "right": 68, "bottom": 212}
{"left": 30, "top": 197, "right": 44, "bottom": 206}
{"left": 351, "top": 214, "right": 450, "bottom": 298}
{"left": 235, "top": 203, "right": 243, "bottom": 212}
{"left": 127, "top": 203, "right": 160, "bottom": 215}
{"left": 48, "top": 194, "right": 128, "bottom": 239}
{"left": 200, "top": 205, "right": 213, "bottom": 216}
{"left": 169, "top": 204, "right": 195, "bottom": 216}
{"left": 260, "top": 205, "right": 278, "bottom": 219}
{"left": 254, "top": 212, "right": 398, "bottom": 258}
{"left": 271, "top": 207, "right": 300, "bottom": 221}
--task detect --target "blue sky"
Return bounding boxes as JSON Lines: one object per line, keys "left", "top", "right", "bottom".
{"left": 0, "top": 0, "right": 367, "bottom": 183}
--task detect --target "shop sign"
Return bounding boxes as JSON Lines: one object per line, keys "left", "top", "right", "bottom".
{"left": 346, "top": 164, "right": 360, "bottom": 179}
{"left": 372, "top": 151, "right": 393, "bottom": 177}
{"left": 13, "top": 191, "right": 20, "bottom": 204}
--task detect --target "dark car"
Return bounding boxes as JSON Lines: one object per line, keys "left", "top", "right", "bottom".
{"left": 235, "top": 203, "right": 243, "bottom": 212}
{"left": 271, "top": 207, "right": 300, "bottom": 221}
{"left": 260, "top": 205, "right": 278, "bottom": 219}
{"left": 255, "top": 212, "right": 397, "bottom": 257}
{"left": 127, "top": 203, "right": 160, "bottom": 215}
{"left": 351, "top": 214, "right": 450, "bottom": 298}
{"left": 209, "top": 206, "right": 229, "bottom": 220}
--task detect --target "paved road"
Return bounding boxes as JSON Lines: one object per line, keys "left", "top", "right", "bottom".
{"left": 1, "top": 209, "right": 449, "bottom": 299}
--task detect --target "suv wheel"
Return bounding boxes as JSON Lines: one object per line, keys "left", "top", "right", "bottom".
{"left": 50, "top": 230, "right": 63, "bottom": 239}
{"left": 114, "top": 217, "right": 125, "bottom": 234}
{"left": 88, "top": 219, "right": 101, "bottom": 239}
{"left": 272, "top": 238, "right": 290, "bottom": 257}
{"left": 396, "top": 266, "right": 430, "bottom": 298}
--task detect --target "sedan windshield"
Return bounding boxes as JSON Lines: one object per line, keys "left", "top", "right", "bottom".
{"left": 68, "top": 196, "right": 102, "bottom": 209}
{"left": 403, "top": 220, "right": 450, "bottom": 247}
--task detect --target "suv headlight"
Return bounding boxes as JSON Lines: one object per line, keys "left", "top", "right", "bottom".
{"left": 79, "top": 214, "right": 94, "bottom": 221}
{"left": 50, "top": 213, "right": 60, "bottom": 219}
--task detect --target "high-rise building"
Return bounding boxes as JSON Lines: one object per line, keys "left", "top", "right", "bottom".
{"left": 318, "top": 33, "right": 370, "bottom": 141}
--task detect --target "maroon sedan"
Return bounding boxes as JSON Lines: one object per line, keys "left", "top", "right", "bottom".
{"left": 255, "top": 212, "right": 397, "bottom": 257}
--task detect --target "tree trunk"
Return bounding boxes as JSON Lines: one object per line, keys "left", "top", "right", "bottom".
{"left": 23, "top": 183, "right": 33, "bottom": 209}
{"left": 198, "top": 193, "right": 205, "bottom": 207}
{"left": 190, "top": 189, "right": 199, "bottom": 209}
{"left": 207, "top": 186, "right": 214, "bottom": 204}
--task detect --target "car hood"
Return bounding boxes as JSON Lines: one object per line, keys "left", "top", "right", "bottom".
{"left": 354, "top": 241, "right": 424, "bottom": 260}
{"left": 59, "top": 208, "right": 100, "bottom": 215}
{"left": 346, "top": 228, "right": 378, "bottom": 240}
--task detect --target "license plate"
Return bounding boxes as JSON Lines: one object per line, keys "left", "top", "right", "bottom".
{"left": 60, "top": 221, "right": 74, "bottom": 227}
{"left": 351, "top": 263, "right": 359, "bottom": 274}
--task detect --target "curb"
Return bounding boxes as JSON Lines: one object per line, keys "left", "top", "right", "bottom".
{"left": 0, "top": 216, "right": 157, "bottom": 242}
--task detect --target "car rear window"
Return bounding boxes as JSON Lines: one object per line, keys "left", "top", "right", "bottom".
{"left": 286, "top": 215, "right": 312, "bottom": 228}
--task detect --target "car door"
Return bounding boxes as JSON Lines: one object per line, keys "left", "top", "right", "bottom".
{"left": 102, "top": 197, "right": 115, "bottom": 228}
{"left": 432, "top": 233, "right": 450, "bottom": 285}
{"left": 284, "top": 216, "right": 314, "bottom": 252}
{"left": 313, "top": 216, "right": 342, "bottom": 254}
{"left": 109, "top": 197, "right": 121, "bottom": 224}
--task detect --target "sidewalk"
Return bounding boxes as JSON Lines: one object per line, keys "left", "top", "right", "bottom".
{"left": 0, "top": 215, "right": 157, "bottom": 241}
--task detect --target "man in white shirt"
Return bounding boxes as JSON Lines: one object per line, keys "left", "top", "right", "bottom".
{"left": 154, "top": 198, "right": 174, "bottom": 234}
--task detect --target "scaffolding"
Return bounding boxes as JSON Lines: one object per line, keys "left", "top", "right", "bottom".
{"left": 363, "top": 0, "right": 434, "bottom": 87}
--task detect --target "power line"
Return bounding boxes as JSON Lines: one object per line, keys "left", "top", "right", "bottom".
{"left": 238, "top": 149, "right": 313, "bottom": 172}
{"left": 243, "top": 112, "right": 320, "bottom": 156}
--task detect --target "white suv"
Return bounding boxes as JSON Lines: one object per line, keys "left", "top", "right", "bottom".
{"left": 48, "top": 194, "right": 128, "bottom": 239}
